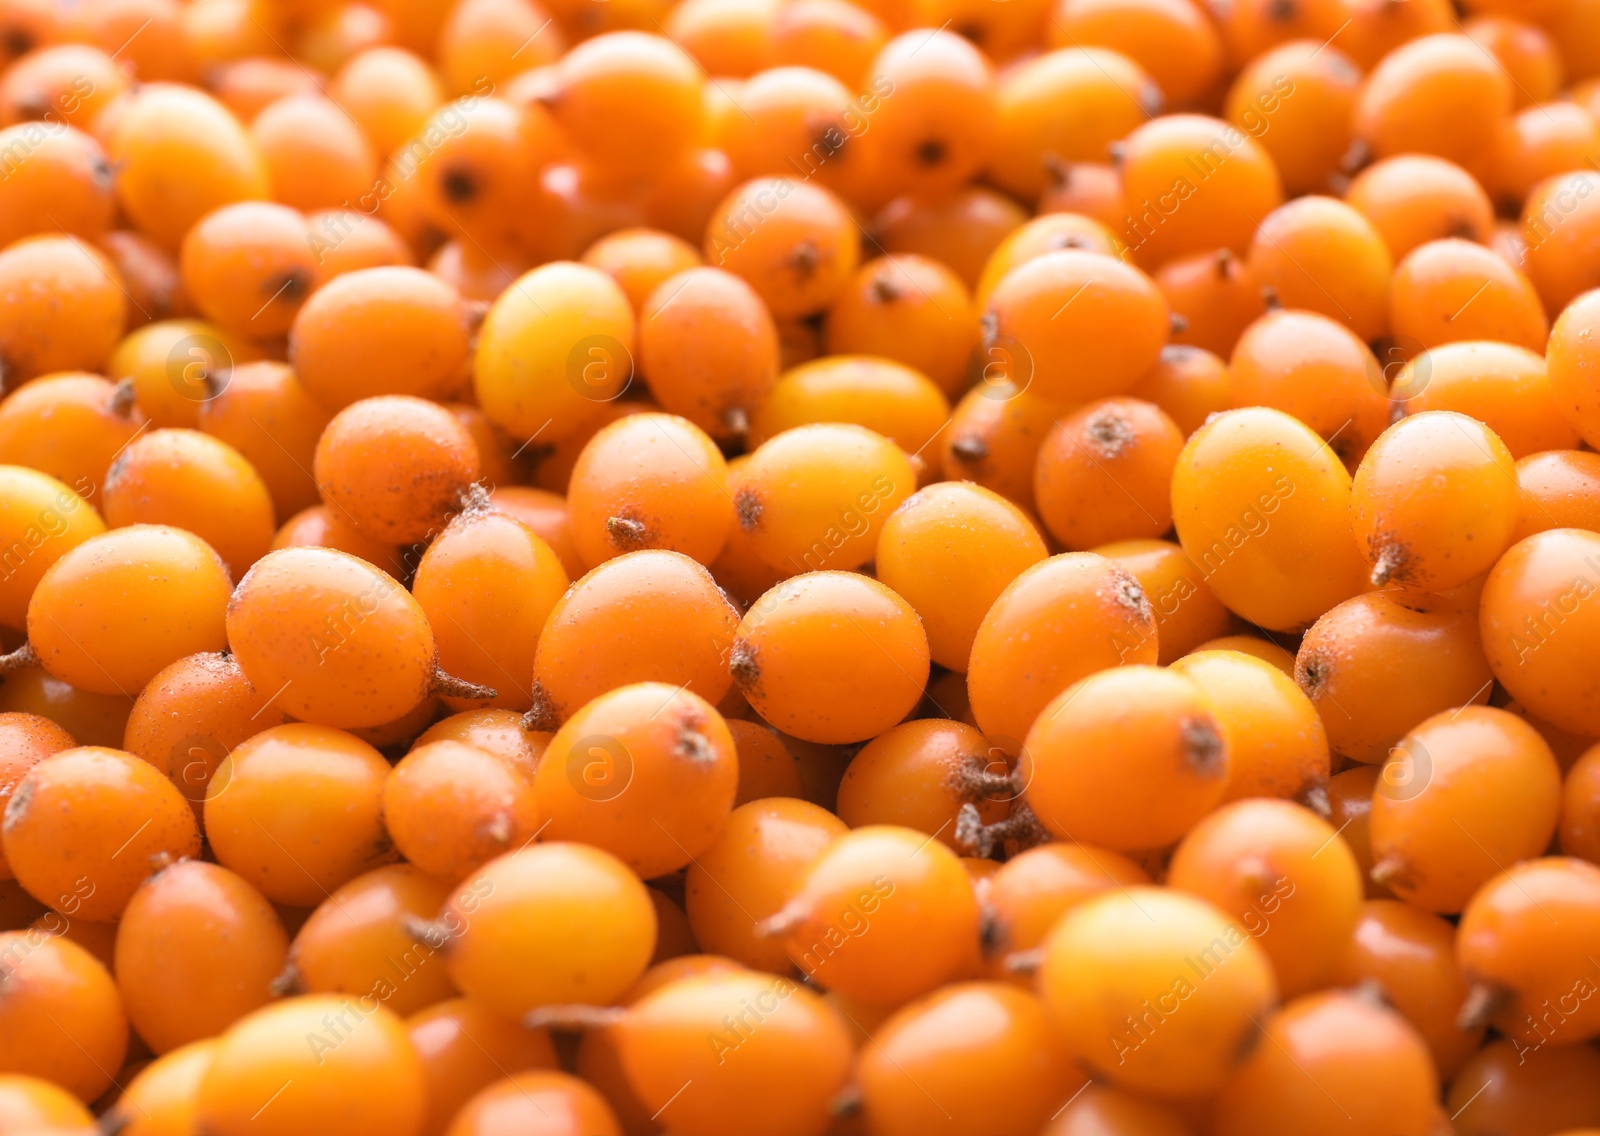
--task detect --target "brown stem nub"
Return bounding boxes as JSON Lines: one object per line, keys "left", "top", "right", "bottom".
{"left": 729, "top": 639, "right": 760, "bottom": 692}
{"left": 523, "top": 1004, "right": 627, "bottom": 1031}
{"left": 457, "top": 481, "right": 493, "bottom": 516}
{"left": 723, "top": 406, "right": 750, "bottom": 437}
{"left": 522, "top": 683, "right": 558, "bottom": 732}
{"left": 401, "top": 915, "right": 453, "bottom": 950}
{"left": 753, "top": 903, "right": 806, "bottom": 939}
{"left": 108, "top": 376, "right": 138, "bottom": 417}
{"left": 1169, "top": 312, "right": 1190, "bottom": 336}
{"left": 431, "top": 665, "right": 497, "bottom": 702}
{"left": 950, "top": 436, "right": 989, "bottom": 464}
{"left": 1370, "top": 541, "right": 1406, "bottom": 588}
{"left": 1370, "top": 857, "right": 1406, "bottom": 887}
{"left": 606, "top": 515, "right": 649, "bottom": 549}
{"left": 1456, "top": 982, "right": 1513, "bottom": 1033}
{"left": 829, "top": 1086, "right": 863, "bottom": 1119}
{"left": 98, "top": 1109, "right": 132, "bottom": 1136}
{"left": 1004, "top": 947, "right": 1044, "bottom": 976}
{"left": 1214, "top": 248, "right": 1234, "bottom": 278}
{"left": 1261, "top": 284, "right": 1282, "bottom": 311}
{"left": 269, "top": 962, "right": 303, "bottom": 998}
{"left": 0, "top": 642, "right": 37, "bottom": 675}
{"left": 956, "top": 800, "right": 1050, "bottom": 859}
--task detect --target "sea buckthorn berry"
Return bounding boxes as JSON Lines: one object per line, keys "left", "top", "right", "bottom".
{"left": 636, "top": 267, "right": 779, "bottom": 441}
{"left": 974, "top": 212, "right": 1125, "bottom": 311}
{"left": 291, "top": 267, "right": 472, "bottom": 410}
{"left": 1211, "top": 990, "right": 1441, "bottom": 1136}
{"left": 1023, "top": 665, "right": 1228, "bottom": 851}
{"left": 1034, "top": 397, "right": 1184, "bottom": 551}
{"left": 1153, "top": 249, "right": 1266, "bottom": 361}
{"left": 178, "top": 203, "right": 318, "bottom": 340}
{"left": 0, "top": 374, "right": 146, "bottom": 503}
{"left": 859, "top": 982, "right": 1075, "bottom": 1136}
{"left": 875, "top": 481, "right": 1047, "bottom": 672}
{"left": 283, "top": 864, "right": 456, "bottom": 1018}
{"left": 3, "top": 745, "right": 200, "bottom": 921}
{"left": 273, "top": 506, "right": 402, "bottom": 576}
{"left": 98, "top": 228, "right": 192, "bottom": 323}
{"left": 567, "top": 412, "right": 732, "bottom": 568}
{"left": 989, "top": 48, "right": 1158, "bottom": 206}
{"left": 1295, "top": 591, "right": 1493, "bottom": 765}
{"left": 1171, "top": 407, "right": 1367, "bottom": 633}
{"left": 1333, "top": 899, "right": 1485, "bottom": 1079}
{"left": 122, "top": 651, "right": 291, "bottom": 819}
{"left": 0, "top": 713, "right": 74, "bottom": 879}
{"left": 417, "top": 709, "right": 551, "bottom": 778}
{"left": 985, "top": 251, "right": 1169, "bottom": 406}
{"left": 330, "top": 46, "right": 445, "bottom": 163}
{"left": 0, "top": 1072, "right": 94, "bottom": 1132}
{"left": 488, "top": 486, "right": 584, "bottom": 578}
{"left": 439, "top": 0, "right": 565, "bottom": 94}
{"left": 705, "top": 177, "right": 860, "bottom": 319}
{"left": 685, "top": 797, "right": 845, "bottom": 972}
{"left": 824, "top": 255, "right": 977, "bottom": 396}
{"left": 0, "top": 666, "right": 133, "bottom": 750}
{"left": 107, "top": 83, "right": 267, "bottom": 250}
{"left": 1489, "top": 101, "right": 1600, "bottom": 209}
{"left": 204, "top": 724, "right": 399, "bottom": 907}
{"left": 1246, "top": 196, "right": 1392, "bottom": 343}
{"left": 0, "top": 124, "right": 114, "bottom": 251}
{"left": 195, "top": 995, "right": 425, "bottom": 1136}
{"left": 1096, "top": 541, "right": 1232, "bottom": 665}
{"left": 1482, "top": 528, "right": 1600, "bottom": 736}
{"left": 227, "top": 547, "right": 470, "bottom": 729}
{"left": 1039, "top": 887, "right": 1277, "bottom": 1098}
{"left": 474, "top": 261, "right": 637, "bottom": 445}
{"left": 968, "top": 552, "right": 1156, "bottom": 744}
{"left": 582, "top": 228, "right": 702, "bottom": 313}
{"left": 547, "top": 32, "right": 704, "bottom": 177}
{"left": 727, "top": 719, "right": 804, "bottom": 803}
{"left": 107, "top": 317, "right": 250, "bottom": 431}
{"left": 535, "top": 682, "right": 737, "bottom": 878}
{"left": 1350, "top": 411, "right": 1519, "bottom": 593}
{"left": 1355, "top": 34, "right": 1513, "bottom": 170}
{"left": 250, "top": 93, "right": 379, "bottom": 215}
{"left": 307, "top": 211, "right": 414, "bottom": 280}
{"left": 433, "top": 843, "right": 656, "bottom": 1017}
{"left": 406, "top": 997, "right": 558, "bottom": 1136}
{"left": 837, "top": 719, "right": 1010, "bottom": 846}
{"left": 531, "top": 550, "right": 738, "bottom": 725}
{"left": 196, "top": 360, "right": 332, "bottom": 522}
{"left": 1513, "top": 453, "right": 1600, "bottom": 545}
{"left": 734, "top": 422, "right": 914, "bottom": 573}
{"left": 1456, "top": 857, "right": 1600, "bottom": 1048}
{"left": 1051, "top": 0, "right": 1219, "bottom": 105}
{"left": 1562, "top": 744, "right": 1600, "bottom": 862}
{"left": 446, "top": 1070, "right": 620, "bottom": 1136}
{"left": 983, "top": 843, "right": 1149, "bottom": 970}
{"left": 315, "top": 396, "right": 481, "bottom": 546}
{"left": 410, "top": 97, "right": 549, "bottom": 259}
{"left": 1169, "top": 799, "right": 1360, "bottom": 997}
{"left": 102, "top": 428, "right": 275, "bottom": 579}
{"left": 937, "top": 383, "right": 1065, "bottom": 512}
{"left": 1522, "top": 173, "right": 1600, "bottom": 316}
{"left": 0, "top": 236, "right": 126, "bottom": 384}
{"left": 0, "top": 468, "right": 105, "bottom": 631}
{"left": 114, "top": 860, "right": 288, "bottom": 1054}
{"left": 607, "top": 969, "right": 849, "bottom": 1136}
{"left": 1446, "top": 1037, "right": 1600, "bottom": 1136}
{"left": 865, "top": 30, "right": 995, "bottom": 198}
{"left": 732, "top": 571, "right": 928, "bottom": 743}
{"left": 1388, "top": 238, "right": 1547, "bottom": 353}
{"left": 770, "top": 0, "right": 886, "bottom": 83}
{"left": 748, "top": 357, "right": 949, "bottom": 473}
{"left": 0, "top": 44, "right": 124, "bottom": 128}
{"left": 1043, "top": 1085, "right": 1190, "bottom": 1136}
{"left": 762, "top": 824, "right": 979, "bottom": 1005}
{"left": 384, "top": 742, "right": 540, "bottom": 881}
{"left": 1369, "top": 707, "right": 1562, "bottom": 914}
{"left": 873, "top": 186, "right": 1026, "bottom": 289}
{"left": 1547, "top": 288, "right": 1600, "bottom": 450}
{"left": 1038, "top": 161, "right": 1125, "bottom": 227}
{"left": 1344, "top": 154, "right": 1496, "bottom": 263}
{"left": 412, "top": 497, "right": 569, "bottom": 712}
{"left": 719, "top": 66, "right": 875, "bottom": 201}
{"left": 1403, "top": 342, "right": 1579, "bottom": 460}
{"left": 26, "top": 525, "right": 231, "bottom": 696}
{"left": 1118, "top": 114, "right": 1284, "bottom": 269}
{"left": 1170, "top": 649, "right": 1328, "bottom": 801}
{"left": 1226, "top": 41, "right": 1359, "bottom": 198}
{"left": 1227, "top": 308, "right": 1391, "bottom": 465}
{"left": 0, "top": 931, "right": 127, "bottom": 1102}
{"left": 101, "top": 1039, "right": 218, "bottom": 1136}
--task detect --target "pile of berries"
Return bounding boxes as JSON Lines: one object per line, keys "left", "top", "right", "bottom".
{"left": 3, "top": 0, "right": 1600, "bottom": 1133}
